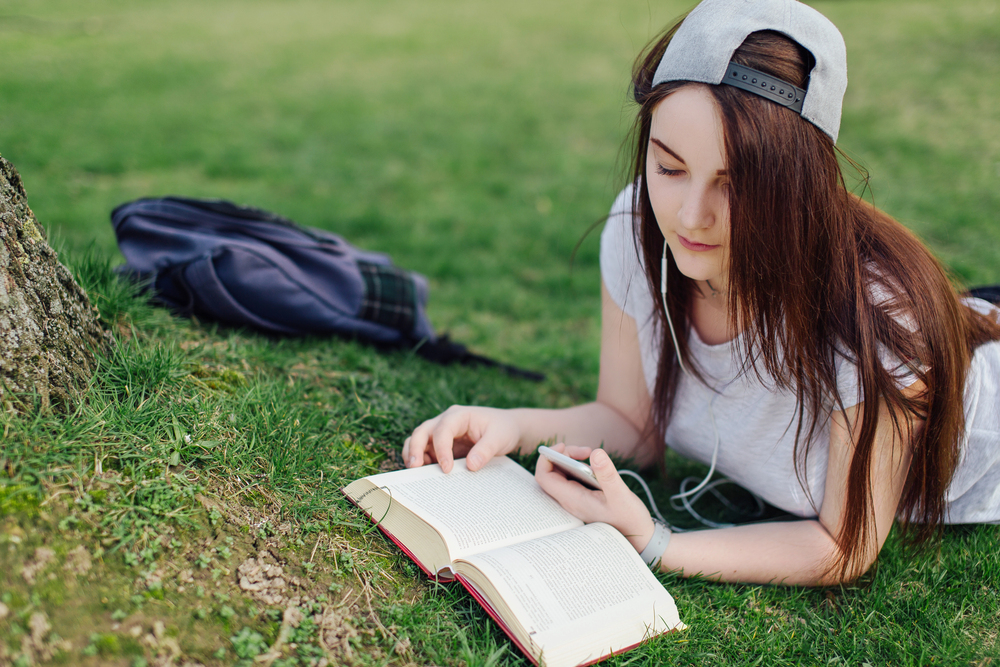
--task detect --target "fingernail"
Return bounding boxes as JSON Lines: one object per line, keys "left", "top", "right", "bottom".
{"left": 467, "top": 454, "right": 480, "bottom": 469}
{"left": 409, "top": 456, "right": 417, "bottom": 467}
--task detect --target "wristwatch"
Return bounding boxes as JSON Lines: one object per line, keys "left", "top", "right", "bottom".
{"left": 639, "top": 519, "right": 672, "bottom": 568}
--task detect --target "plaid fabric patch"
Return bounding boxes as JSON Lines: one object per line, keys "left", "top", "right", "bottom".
{"left": 358, "top": 261, "right": 417, "bottom": 334}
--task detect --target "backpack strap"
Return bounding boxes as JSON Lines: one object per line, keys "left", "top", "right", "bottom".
{"left": 416, "top": 335, "right": 546, "bottom": 382}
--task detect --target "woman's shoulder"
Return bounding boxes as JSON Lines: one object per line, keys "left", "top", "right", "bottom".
{"left": 600, "top": 182, "right": 653, "bottom": 320}
{"left": 608, "top": 182, "right": 638, "bottom": 217}
{"left": 600, "top": 181, "right": 640, "bottom": 249}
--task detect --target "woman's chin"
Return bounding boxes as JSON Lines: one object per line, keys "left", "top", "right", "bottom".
{"left": 674, "top": 265, "right": 722, "bottom": 284}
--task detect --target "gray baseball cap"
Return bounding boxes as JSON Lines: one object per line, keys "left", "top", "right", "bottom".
{"left": 652, "top": 0, "right": 848, "bottom": 143}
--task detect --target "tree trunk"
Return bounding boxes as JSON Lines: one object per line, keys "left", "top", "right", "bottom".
{"left": 0, "top": 156, "right": 107, "bottom": 412}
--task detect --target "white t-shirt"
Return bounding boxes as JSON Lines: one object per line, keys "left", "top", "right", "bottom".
{"left": 600, "top": 184, "right": 1000, "bottom": 523}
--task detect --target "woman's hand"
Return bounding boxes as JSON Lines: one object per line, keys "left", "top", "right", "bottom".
{"left": 535, "top": 444, "right": 655, "bottom": 553}
{"left": 403, "top": 405, "right": 523, "bottom": 473}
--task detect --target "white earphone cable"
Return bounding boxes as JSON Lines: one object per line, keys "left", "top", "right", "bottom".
{"left": 619, "top": 244, "right": 763, "bottom": 531}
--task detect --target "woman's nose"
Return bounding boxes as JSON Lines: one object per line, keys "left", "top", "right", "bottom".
{"left": 677, "top": 183, "right": 716, "bottom": 230}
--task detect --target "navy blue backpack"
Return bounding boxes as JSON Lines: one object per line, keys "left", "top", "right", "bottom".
{"left": 112, "top": 197, "right": 543, "bottom": 380}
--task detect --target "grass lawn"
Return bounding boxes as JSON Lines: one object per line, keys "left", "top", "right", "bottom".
{"left": 1, "top": 0, "right": 998, "bottom": 665}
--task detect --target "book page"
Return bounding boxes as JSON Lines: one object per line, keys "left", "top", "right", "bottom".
{"left": 364, "top": 457, "right": 583, "bottom": 558}
{"left": 457, "top": 522, "right": 682, "bottom": 664}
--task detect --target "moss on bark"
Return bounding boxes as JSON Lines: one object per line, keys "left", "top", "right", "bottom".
{"left": 0, "top": 156, "right": 108, "bottom": 412}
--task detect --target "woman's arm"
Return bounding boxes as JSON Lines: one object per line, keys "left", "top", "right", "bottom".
{"left": 663, "top": 391, "right": 917, "bottom": 585}
{"left": 403, "top": 281, "right": 658, "bottom": 471}
{"left": 536, "top": 378, "right": 922, "bottom": 587}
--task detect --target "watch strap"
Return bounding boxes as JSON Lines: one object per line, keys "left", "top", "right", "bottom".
{"left": 639, "top": 519, "right": 672, "bottom": 568}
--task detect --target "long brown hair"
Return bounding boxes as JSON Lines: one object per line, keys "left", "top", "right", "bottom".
{"left": 627, "top": 23, "right": 1000, "bottom": 581}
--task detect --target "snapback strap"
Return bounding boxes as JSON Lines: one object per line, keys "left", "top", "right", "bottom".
{"left": 723, "top": 62, "right": 805, "bottom": 113}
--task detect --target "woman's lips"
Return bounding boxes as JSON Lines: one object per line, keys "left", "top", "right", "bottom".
{"left": 677, "top": 235, "right": 719, "bottom": 252}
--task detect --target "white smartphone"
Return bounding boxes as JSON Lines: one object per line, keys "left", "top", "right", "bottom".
{"left": 538, "top": 445, "right": 601, "bottom": 490}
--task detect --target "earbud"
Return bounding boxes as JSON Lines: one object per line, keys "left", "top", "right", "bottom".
{"left": 661, "top": 242, "right": 668, "bottom": 298}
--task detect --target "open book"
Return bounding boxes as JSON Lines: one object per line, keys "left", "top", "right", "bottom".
{"left": 343, "top": 456, "right": 684, "bottom": 667}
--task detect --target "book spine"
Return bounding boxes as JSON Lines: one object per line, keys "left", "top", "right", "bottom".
{"left": 377, "top": 522, "right": 456, "bottom": 582}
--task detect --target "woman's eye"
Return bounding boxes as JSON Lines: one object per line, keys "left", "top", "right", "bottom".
{"left": 655, "top": 164, "right": 682, "bottom": 176}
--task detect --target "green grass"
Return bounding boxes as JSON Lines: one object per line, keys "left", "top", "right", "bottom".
{"left": 1, "top": 0, "right": 998, "bottom": 665}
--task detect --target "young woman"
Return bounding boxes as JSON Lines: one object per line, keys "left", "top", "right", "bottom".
{"left": 402, "top": 0, "right": 1000, "bottom": 586}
